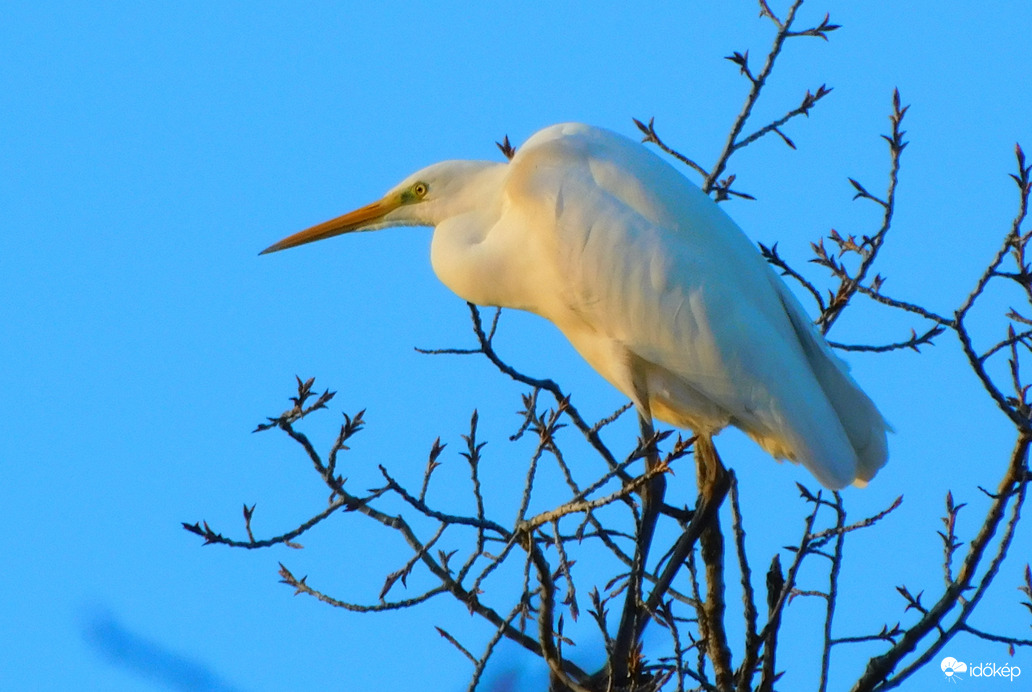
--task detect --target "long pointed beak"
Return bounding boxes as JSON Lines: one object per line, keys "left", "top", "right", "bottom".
{"left": 260, "top": 196, "right": 401, "bottom": 255}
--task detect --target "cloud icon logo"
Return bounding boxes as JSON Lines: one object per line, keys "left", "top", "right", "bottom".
{"left": 941, "top": 657, "right": 967, "bottom": 681}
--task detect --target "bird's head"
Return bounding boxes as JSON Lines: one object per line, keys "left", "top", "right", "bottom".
{"left": 260, "top": 160, "right": 500, "bottom": 255}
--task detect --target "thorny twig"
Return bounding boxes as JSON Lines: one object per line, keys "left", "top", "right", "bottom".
{"left": 815, "top": 89, "right": 908, "bottom": 334}
{"left": 635, "top": 2, "right": 838, "bottom": 203}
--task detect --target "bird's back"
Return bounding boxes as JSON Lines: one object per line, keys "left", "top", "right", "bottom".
{"left": 503, "top": 123, "right": 889, "bottom": 488}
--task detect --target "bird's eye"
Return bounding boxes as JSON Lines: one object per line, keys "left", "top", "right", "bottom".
{"left": 412, "top": 182, "right": 429, "bottom": 198}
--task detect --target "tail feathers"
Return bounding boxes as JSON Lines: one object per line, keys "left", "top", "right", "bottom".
{"left": 800, "top": 341, "right": 891, "bottom": 486}
{"left": 775, "top": 283, "right": 891, "bottom": 487}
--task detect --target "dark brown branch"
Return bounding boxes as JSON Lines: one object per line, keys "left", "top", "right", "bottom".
{"left": 692, "top": 438, "right": 734, "bottom": 691}
{"left": 850, "top": 281, "right": 953, "bottom": 326}
{"left": 522, "top": 465, "right": 664, "bottom": 532}
{"left": 183, "top": 499, "right": 348, "bottom": 550}
{"left": 820, "top": 90, "right": 908, "bottom": 333}
{"left": 828, "top": 325, "right": 944, "bottom": 354}
{"left": 633, "top": 116, "right": 709, "bottom": 177}
{"left": 808, "top": 495, "right": 903, "bottom": 543}
{"left": 818, "top": 493, "right": 847, "bottom": 692}
{"left": 758, "top": 488, "right": 824, "bottom": 691}
{"left": 831, "top": 625, "right": 902, "bottom": 647}
{"left": 760, "top": 241, "right": 827, "bottom": 312}
{"left": 467, "top": 601, "right": 528, "bottom": 692}
{"left": 729, "top": 472, "right": 759, "bottom": 692}
{"left": 851, "top": 434, "right": 1030, "bottom": 691}
{"left": 380, "top": 523, "right": 448, "bottom": 601}
{"left": 886, "top": 447, "right": 1029, "bottom": 686}
{"left": 955, "top": 144, "right": 1030, "bottom": 322}
{"left": 734, "top": 85, "right": 833, "bottom": 152}
{"left": 957, "top": 319, "right": 1030, "bottom": 430}
{"left": 959, "top": 624, "right": 1032, "bottom": 648}
{"left": 378, "top": 465, "right": 509, "bottom": 536}
{"left": 253, "top": 376, "right": 336, "bottom": 432}
{"left": 940, "top": 491, "right": 966, "bottom": 587}
{"left": 523, "top": 532, "right": 591, "bottom": 692}
{"left": 704, "top": 0, "right": 809, "bottom": 195}
{"left": 437, "top": 626, "right": 478, "bottom": 665}
{"left": 279, "top": 563, "right": 448, "bottom": 612}
{"left": 424, "top": 303, "right": 696, "bottom": 524}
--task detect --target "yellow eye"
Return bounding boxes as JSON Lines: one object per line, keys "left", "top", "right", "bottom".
{"left": 412, "top": 182, "right": 429, "bottom": 198}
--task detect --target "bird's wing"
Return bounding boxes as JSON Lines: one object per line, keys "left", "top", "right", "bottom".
{"left": 507, "top": 124, "right": 883, "bottom": 487}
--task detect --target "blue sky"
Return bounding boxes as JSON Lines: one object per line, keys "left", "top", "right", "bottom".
{"left": 3, "top": 2, "right": 1030, "bottom": 690}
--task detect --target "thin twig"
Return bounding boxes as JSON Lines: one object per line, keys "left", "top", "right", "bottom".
{"left": 729, "top": 471, "right": 759, "bottom": 692}
{"left": 704, "top": 0, "right": 808, "bottom": 195}
{"left": 818, "top": 493, "right": 847, "bottom": 692}
{"left": 820, "top": 89, "right": 908, "bottom": 333}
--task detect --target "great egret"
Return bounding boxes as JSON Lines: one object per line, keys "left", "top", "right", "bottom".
{"left": 262, "top": 123, "right": 889, "bottom": 490}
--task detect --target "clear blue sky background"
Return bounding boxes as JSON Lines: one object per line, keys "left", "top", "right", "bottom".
{"left": 3, "top": 2, "right": 1030, "bottom": 690}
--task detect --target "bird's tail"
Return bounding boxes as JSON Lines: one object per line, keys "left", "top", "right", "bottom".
{"left": 776, "top": 286, "right": 891, "bottom": 486}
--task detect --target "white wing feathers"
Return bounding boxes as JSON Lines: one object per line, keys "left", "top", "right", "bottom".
{"left": 511, "top": 124, "right": 888, "bottom": 489}
{"left": 769, "top": 278, "right": 891, "bottom": 486}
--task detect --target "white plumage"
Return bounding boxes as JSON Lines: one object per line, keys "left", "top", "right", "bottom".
{"left": 263, "top": 123, "right": 890, "bottom": 489}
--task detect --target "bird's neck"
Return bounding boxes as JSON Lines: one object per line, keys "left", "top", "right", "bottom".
{"left": 428, "top": 163, "right": 535, "bottom": 310}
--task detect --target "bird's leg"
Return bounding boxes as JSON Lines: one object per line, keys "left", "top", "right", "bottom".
{"left": 607, "top": 411, "right": 666, "bottom": 687}
{"left": 605, "top": 433, "right": 731, "bottom": 690}
{"left": 635, "top": 411, "right": 667, "bottom": 582}
{"left": 693, "top": 435, "right": 733, "bottom": 691}
{"left": 635, "top": 437, "right": 730, "bottom": 642}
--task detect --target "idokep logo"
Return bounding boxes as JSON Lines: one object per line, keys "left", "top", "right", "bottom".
{"left": 942, "top": 657, "right": 967, "bottom": 682}
{"left": 940, "top": 656, "right": 1022, "bottom": 682}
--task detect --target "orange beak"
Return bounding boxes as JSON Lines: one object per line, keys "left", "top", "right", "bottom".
{"left": 260, "top": 196, "right": 402, "bottom": 255}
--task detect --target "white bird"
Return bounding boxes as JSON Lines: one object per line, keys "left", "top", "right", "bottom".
{"left": 262, "top": 123, "right": 889, "bottom": 489}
